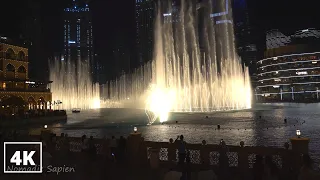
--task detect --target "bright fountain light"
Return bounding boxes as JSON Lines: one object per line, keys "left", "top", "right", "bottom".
{"left": 92, "top": 98, "right": 101, "bottom": 109}
{"left": 145, "top": 85, "right": 175, "bottom": 124}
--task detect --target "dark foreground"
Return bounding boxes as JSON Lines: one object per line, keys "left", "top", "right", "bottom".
{"left": 0, "top": 131, "right": 320, "bottom": 180}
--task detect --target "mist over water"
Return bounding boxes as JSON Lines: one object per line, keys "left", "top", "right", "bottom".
{"left": 101, "top": 0, "right": 251, "bottom": 115}
{"left": 49, "top": 59, "right": 100, "bottom": 110}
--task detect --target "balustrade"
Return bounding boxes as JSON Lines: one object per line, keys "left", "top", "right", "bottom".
{"left": 30, "top": 130, "right": 307, "bottom": 176}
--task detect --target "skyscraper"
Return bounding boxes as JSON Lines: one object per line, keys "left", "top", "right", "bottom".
{"left": 231, "top": 0, "right": 258, "bottom": 74}
{"left": 63, "top": 0, "right": 95, "bottom": 77}
{"left": 135, "top": 0, "right": 155, "bottom": 65}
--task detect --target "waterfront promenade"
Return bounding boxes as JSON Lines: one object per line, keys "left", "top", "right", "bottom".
{"left": 1, "top": 130, "right": 319, "bottom": 180}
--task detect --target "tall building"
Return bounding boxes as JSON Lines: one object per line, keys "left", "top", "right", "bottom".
{"left": 20, "top": 0, "right": 46, "bottom": 80}
{"left": 63, "top": 0, "right": 95, "bottom": 78}
{"left": 231, "top": 0, "right": 258, "bottom": 74}
{"left": 135, "top": 0, "right": 155, "bottom": 65}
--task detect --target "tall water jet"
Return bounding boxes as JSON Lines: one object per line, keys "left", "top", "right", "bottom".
{"left": 49, "top": 58, "right": 100, "bottom": 110}
{"left": 101, "top": 0, "right": 252, "bottom": 124}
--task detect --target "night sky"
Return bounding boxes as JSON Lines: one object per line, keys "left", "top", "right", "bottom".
{"left": 1, "top": 0, "right": 319, "bottom": 81}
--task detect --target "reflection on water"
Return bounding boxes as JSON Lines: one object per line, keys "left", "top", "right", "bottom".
{"left": 26, "top": 103, "right": 320, "bottom": 163}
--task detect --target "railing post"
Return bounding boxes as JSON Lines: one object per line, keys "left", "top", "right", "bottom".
{"left": 290, "top": 137, "right": 310, "bottom": 173}
{"left": 200, "top": 140, "right": 210, "bottom": 166}
{"left": 290, "top": 137, "right": 309, "bottom": 154}
{"left": 238, "top": 141, "right": 248, "bottom": 179}
{"left": 139, "top": 137, "right": 148, "bottom": 167}
{"left": 127, "top": 131, "right": 144, "bottom": 168}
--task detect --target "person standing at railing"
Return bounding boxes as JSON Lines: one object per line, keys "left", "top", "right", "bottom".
{"left": 175, "top": 135, "right": 187, "bottom": 165}
{"left": 253, "top": 155, "right": 264, "bottom": 180}
{"left": 218, "top": 139, "right": 229, "bottom": 179}
{"left": 264, "top": 156, "right": 279, "bottom": 180}
{"left": 88, "top": 136, "right": 97, "bottom": 159}
{"left": 101, "top": 136, "right": 111, "bottom": 162}
{"left": 168, "top": 138, "right": 176, "bottom": 162}
{"left": 118, "top": 136, "right": 126, "bottom": 162}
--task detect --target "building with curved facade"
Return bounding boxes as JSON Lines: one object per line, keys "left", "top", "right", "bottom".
{"left": 255, "top": 28, "right": 320, "bottom": 102}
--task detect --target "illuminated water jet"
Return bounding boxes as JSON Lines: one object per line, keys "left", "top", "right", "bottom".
{"left": 49, "top": 58, "right": 100, "bottom": 110}
{"left": 101, "top": 0, "right": 252, "bottom": 125}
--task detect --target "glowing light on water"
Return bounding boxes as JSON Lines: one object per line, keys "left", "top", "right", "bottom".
{"left": 49, "top": 59, "right": 100, "bottom": 110}
{"left": 100, "top": 0, "right": 252, "bottom": 125}
{"left": 145, "top": 85, "right": 175, "bottom": 124}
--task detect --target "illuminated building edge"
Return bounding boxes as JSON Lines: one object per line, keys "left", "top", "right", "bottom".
{"left": 0, "top": 43, "right": 52, "bottom": 109}
{"left": 255, "top": 51, "right": 320, "bottom": 101}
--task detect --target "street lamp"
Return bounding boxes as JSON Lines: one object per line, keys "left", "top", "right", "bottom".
{"left": 44, "top": 125, "right": 48, "bottom": 129}
{"left": 296, "top": 130, "right": 301, "bottom": 138}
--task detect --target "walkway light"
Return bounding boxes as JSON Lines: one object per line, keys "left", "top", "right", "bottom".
{"left": 296, "top": 130, "right": 301, "bottom": 138}
{"left": 134, "top": 127, "right": 137, "bottom": 133}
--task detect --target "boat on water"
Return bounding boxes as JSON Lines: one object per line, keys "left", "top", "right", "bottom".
{"left": 71, "top": 108, "right": 81, "bottom": 113}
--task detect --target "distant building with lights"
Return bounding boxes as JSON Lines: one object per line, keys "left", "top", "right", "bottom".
{"left": 231, "top": 0, "right": 259, "bottom": 74}
{"left": 135, "top": 0, "right": 155, "bottom": 65}
{"left": 63, "top": 0, "right": 96, "bottom": 79}
{"left": 255, "top": 28, "right": 320, "bottom": 102}
{"left": 0, "top": 41, "right": 52, "bottom": 111}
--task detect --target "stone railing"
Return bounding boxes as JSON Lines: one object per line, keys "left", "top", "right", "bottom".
{"left": 29, "top": 130, "right": 308, "bottom": 176}
{"left": 144, "top": 140, "right": 294, "bottom": 170}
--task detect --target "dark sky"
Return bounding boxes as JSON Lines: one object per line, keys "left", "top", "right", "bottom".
{"left": 0, "top": 0, "right": 319, "bottom": 80}
{"left": 247, "top": 0, "right": 319, "bottom": 33}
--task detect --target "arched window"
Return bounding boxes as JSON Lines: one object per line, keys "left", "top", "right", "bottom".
{"left": 17, "top": 51, "right": 25, "bottom": 61}
{"left": 28, "top": 96, "right": 36, "bottom": 104}
{"left": 17, "top": 66, "right": 26, "bottom": 73}
{"left": 6, "top": 64, "right": 15, "bottom": 72}
{"left": 6, "top": 48, "right": 15, "bottom": 59}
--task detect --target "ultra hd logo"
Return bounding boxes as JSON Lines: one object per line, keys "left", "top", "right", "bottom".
{"left": 4, "top": 142, "right": 42, "bottom": 173}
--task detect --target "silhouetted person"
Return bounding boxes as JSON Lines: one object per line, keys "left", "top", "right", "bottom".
{"left": 253, "top": 155, "right": 264, "bottom": 180}
{"left": 110, "top": 136, "right": 117, "bottom": 162}
{"left": 102, "top": 136, "right": 110, "bottom": 162}
{"left": 298, "top": 154, "right": 318, "bottom": 180}
{"left": 42, "top": 142, "right": 52, "bottom": 176}
{"left": 175, "top": 135, "right": 187, "bottom": 165}
{"left": 118, "top": 136, "right": 126, "bottom": 162}
{"left": 168, "top": 138, "right": 176, "bottom": 162}
{"left": 88, "top": 136, "right": 96, "bottom": 158}
{"left": 218, "top": 139, "right": 229, "bottom": 179}
{"left": 264, "top": 155, "right": 279, "bottom": 180}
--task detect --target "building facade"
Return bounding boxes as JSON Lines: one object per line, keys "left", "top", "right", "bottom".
{"left": 63, "top": 0, "right": 96, "bottom": 78}
{"left": 135, "top": 0, "right": 155, "bottom": 65}
{"left": 255, "top": 29, "right": 320, "bottom": 102}
{"left": 0, "top": 42, "right": 52, "bottom": 110}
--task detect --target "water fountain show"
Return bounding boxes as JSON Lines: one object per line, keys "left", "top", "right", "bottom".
{"left": 49, "top": 58, "right": 100, "bottom": 110}
{"left": 49, "top": 0, "right": 251, "bottom": 124}
{"left": 100, "top": 0, "right": 252, "bottom": 124}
